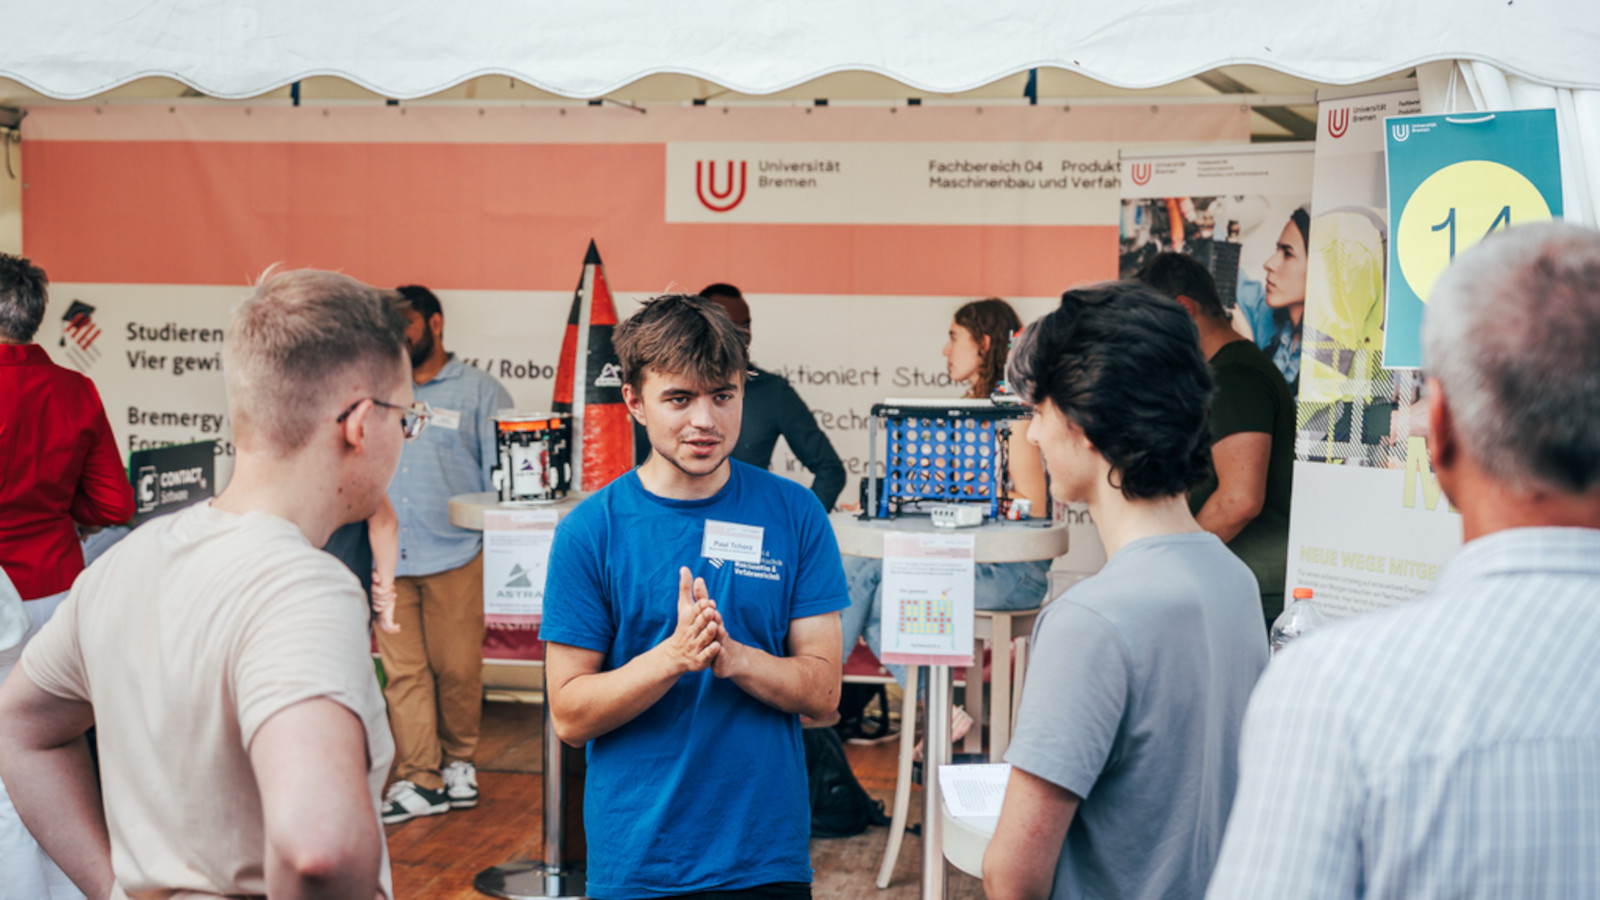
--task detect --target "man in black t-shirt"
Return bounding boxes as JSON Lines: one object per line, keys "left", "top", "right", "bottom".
{"left": 1138, "top": 253, "right": 1295, "bottom": 624}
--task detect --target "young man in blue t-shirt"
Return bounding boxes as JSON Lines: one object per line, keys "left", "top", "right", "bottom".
{"left": 540, "top": 294, "right": 848, "bottom": 900}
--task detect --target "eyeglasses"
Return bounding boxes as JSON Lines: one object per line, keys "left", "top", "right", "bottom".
{"left": 337, "top": 398, "right": 432, "bottom": 442}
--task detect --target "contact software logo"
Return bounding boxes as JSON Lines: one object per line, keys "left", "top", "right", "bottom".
{"left": 1327, "top": 108, "right": 1350, "bottom": 138}
{"left": 1129, "top": 163, "right": 1152, "bottom": 186}
{"left": 135, "top": 465, "right": 159, "bottom": 514}
{"left": 1391, "top": 123, "right": 1411, "bottom": 142}
{"left": 695, "top": 160, "right": 748, "bottom": 212}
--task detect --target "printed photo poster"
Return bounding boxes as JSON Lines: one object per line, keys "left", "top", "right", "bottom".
{"left": 22, "top": 103, "right": 1248, "bottom": 498}
{"left": 1283, "top": 85, "right": 1464, "bottom": 620}
{"left": 879, "top": 532, "right": 976, "bottom": 667}
{"left": 482, "top": 509, "right": 559, "bottom": 625}
{"left": 1120, "top": 144, "right": 1314, "bottom": 387}
{"left": 1383, "top": 109, "right": 1563, "bottom": 368}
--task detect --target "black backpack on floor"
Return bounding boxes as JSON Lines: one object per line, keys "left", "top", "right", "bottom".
{"left": 803, "top": 726, "right": 890, "bottom": 838}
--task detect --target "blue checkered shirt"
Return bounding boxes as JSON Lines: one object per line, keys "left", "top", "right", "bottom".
{"left": 1207, "top": 527, "right": 1600, "bottom": 899}
{"left": 388, "top": 355, "right": 512, "bottom": 577}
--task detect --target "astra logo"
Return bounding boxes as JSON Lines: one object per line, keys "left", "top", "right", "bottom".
{"left": 1129, "top": 162, "right": 1152, "bottom": 186}
{"left": 1328, "top": 108, "right": 1350, "bottom": 138}
{"left": 696, "top": 160, "right": 747, "bottom": 212}
{"left": 1391, "top": 123, "right": 1411, "bottom": 142}
{"left": 594, "top": 362, "right": 623, "bottom": 388}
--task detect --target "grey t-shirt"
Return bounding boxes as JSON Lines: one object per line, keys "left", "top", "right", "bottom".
{"left": 1005, "top": 531, "right": 1268, "bottom": 900}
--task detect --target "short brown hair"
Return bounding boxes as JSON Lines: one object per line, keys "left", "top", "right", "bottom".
{"left": 225, "top": 269, "right": 409, "bottom": 454}
{"left": 1135, "top": 252, "right": 1227, "bottom": 320}
{"left": 613, "top": 293, "right": 748, "bottom": 393}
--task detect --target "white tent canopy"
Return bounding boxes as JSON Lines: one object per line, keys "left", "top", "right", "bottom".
{"left": 4, "top": 0, "right": 1598, "bottom": 101}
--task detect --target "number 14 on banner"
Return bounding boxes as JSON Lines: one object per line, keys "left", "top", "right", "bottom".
{"left": 1384, "top": 110, "right": 1562, "bottom": 369}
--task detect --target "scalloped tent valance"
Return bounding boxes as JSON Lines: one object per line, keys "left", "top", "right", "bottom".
{"left": 2, "top": 0, "right": 1597, "bottom": 101}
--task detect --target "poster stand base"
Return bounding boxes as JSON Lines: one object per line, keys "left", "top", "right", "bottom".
{"left": 473, "top": 861, "right": 585, "bottom": 899}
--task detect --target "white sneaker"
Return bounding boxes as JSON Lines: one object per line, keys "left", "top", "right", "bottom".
{"left": 442, "top": 760, "right": 480, "bottom": 809}
{"left": 381, "top": 780, "right": 449, "bottom": 824}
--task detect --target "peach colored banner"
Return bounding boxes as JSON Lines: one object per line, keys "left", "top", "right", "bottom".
{"left": 21, "top": 105, "right": 1247, "bottom": 292}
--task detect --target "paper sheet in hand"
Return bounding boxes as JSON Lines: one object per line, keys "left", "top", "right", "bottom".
{"left": 939, "top": 763, "right": 1011, "bottom": 818}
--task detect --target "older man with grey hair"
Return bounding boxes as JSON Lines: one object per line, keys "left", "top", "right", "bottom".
{"left": 1207, "top": 221, "right": 1600, "bottom": 899}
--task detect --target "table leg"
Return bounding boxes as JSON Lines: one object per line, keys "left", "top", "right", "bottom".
{"left": 876, "top": 665, "right": 920, "bottom": 889}
{"left": 473, "top": 702, "right": 587, "bottom": 899}
{"left": 963, "top": 646, "right": 983, "bottom": 757}
{"left": 990, "top": 617, "right": 1013, "bottom": 762}
{"left": 922, "top": 664, "right": 952, "bottom": 900}
{"left": 1011, "top": 637, "right": 1029, "bottom": 732}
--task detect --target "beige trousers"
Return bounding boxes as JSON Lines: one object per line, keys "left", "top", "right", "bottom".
{"left": 377, "top": 554, "right": 485, "bottom": 790}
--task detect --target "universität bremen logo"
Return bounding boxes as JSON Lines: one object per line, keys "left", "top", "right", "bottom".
{"left": 1129, "top": 163, "right": 1152, "bottom": 186}
{"left": 695, "top": 160, "right": 747, "bottom": 212}
{"left": 59, "top": 299, "right": 102, "bottom": 371}
{"left": 1327, "top": 108, "right": 1350, "bottom": 139}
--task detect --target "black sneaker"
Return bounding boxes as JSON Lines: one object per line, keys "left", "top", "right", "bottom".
{"left": 843, "top": 716, "right": 901, "bottom": 746}
{"left": 381, "top": 780, "right": 450, "bottom": 824}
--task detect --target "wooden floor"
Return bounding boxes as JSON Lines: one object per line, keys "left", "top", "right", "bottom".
{"left": 386, "top": 700, "right": 985, "bottom": 899}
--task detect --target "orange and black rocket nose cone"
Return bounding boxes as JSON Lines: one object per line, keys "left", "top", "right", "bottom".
{"left": 551, "top": 240, "right": 633, "bottom": 491}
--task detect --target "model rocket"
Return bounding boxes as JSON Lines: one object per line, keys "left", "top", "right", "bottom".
{"left": 552, "top": 240, "right": 633, "bottom": 491}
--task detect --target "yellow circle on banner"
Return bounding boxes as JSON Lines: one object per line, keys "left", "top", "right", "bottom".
{"left": 1397, "top": 160, "right": 1552, "bottom": 303}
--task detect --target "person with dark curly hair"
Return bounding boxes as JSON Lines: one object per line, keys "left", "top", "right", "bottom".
{"left": 983, "top": 281, "right": 1268, "bottom": 900}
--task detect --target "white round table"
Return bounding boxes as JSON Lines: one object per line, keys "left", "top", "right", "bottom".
{"left": 448, "top": 490, "right": 589, "bottom": 530}
{"left": 829, "top": 510, "right": 1070, "bottom": 561}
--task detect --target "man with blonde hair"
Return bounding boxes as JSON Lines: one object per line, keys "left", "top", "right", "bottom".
{"left": 0, "top": 269, "right": 418, "bottom": 899}
{"left": 1209, "top": 222, "right": 1600, "bottom": 898}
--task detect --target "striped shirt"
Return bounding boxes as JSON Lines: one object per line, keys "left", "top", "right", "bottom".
{"left": 1207, "top": 526, "right": 1600, "bottom": 899}
{"left": 389, "top": 355, "right": 512, "bottom": 577}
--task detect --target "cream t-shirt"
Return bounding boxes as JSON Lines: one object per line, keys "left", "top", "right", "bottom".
{"left": 23, "top": 503, "right": 395, "bottom": 900}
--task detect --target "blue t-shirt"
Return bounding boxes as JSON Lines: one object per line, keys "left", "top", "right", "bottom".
{"left": 540, "top": 460, "right": 849, "bottom": 899}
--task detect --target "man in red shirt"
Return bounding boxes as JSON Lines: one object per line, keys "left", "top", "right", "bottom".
{"left": 0, "top": 252, "right": 133, "bottom": 899}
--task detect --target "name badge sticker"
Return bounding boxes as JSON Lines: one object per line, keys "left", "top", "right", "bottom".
{"left": 702, "top": 520, "right": 764, "bottom": 565}
{"left": 431, "top": 407, "right": 462, "bottom": 431}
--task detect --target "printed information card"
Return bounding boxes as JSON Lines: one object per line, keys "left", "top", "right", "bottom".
{"left": 482, "top": 509, "right": 559, "bottom": 624}
{"left": 879, "top": 532, "right": 976, "bottom": 666}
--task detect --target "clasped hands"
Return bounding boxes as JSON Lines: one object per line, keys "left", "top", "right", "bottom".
{"left": 662, "top": 566, "right": 740, "bottom": 678}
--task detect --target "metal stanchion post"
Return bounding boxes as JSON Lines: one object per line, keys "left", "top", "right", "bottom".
{"left": 922, "top": 664, "right": 952, "bottom": 900}
{"left": 473, "top": 700, "right": 586, "bottom": 899}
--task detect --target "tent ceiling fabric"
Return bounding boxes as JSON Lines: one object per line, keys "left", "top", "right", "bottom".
{"left": 3, "top": 0, "right": 1596, "bottom": 101}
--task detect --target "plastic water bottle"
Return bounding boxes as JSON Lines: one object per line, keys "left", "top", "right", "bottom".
{"left": 1269, "top": 587, "right": 1327, "bottom": 655}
